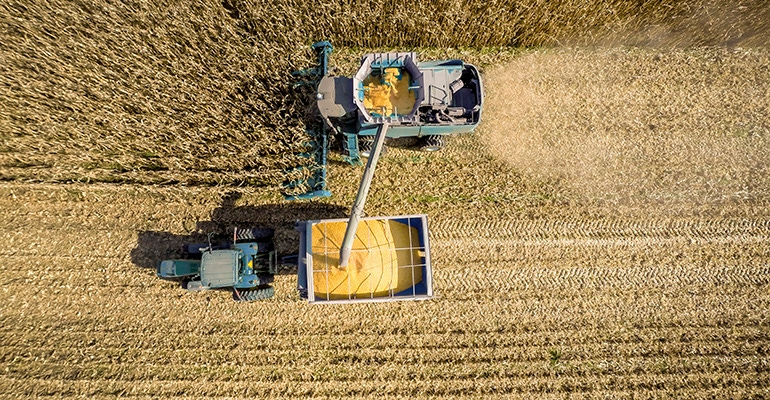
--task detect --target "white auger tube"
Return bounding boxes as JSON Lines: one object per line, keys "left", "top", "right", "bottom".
{"left": 338, "top": 122, "right": 389, "bottom": 267}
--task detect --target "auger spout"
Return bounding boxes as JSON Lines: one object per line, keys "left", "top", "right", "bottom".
{"left": 338, "top": 122, "right": 389, "bottom": 267}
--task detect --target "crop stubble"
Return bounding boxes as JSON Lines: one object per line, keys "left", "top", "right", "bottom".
{"left": 1, "top": 159, "right": 769, "bottom": 397}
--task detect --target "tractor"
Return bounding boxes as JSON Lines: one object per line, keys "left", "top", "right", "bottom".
{"left": 155, "top": 216, "right": 434, "bottom": 304}
{"left": 156, "top": 228, "right": 278, "bottom": 301}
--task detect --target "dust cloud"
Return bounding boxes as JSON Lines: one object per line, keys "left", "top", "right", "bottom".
{"left": 566, "top": 1, "right": 770, "bottom": 48}
{"left": 481, "top": 47, "right": 770, "bottom": 211}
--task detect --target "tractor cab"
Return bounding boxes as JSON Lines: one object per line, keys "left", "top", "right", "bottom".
{"left": 157, "top": 229, "right": 278, "bottom": 300}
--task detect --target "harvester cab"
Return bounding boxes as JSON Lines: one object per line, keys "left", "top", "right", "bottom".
{"left": 318, "top": 46, "right": 484, "bottom": 161}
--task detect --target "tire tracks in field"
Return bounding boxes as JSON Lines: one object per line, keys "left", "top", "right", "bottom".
{"left": 433, "top": 217, "right": 770, "bottom": 240}
{"left": 437, "top": 263, "right": 770, "bottom": 294}
{"left": 430, "top": 216, "right": 770, "bottom": 292}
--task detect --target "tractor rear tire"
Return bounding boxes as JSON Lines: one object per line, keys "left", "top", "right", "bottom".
{"left": 420, "top": 135, "right": 446, "bottom": 152}
{"left": 236, "top": 286, "right": 275, "bottom": 302}
{"left": 235, "top": 228, "right": 274, "bottom": 242}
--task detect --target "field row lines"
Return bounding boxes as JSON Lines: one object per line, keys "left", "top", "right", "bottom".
{"left": 4, "top": 341, "right": 766, "bottom": 367}
{"left": 1, "top": 372, "right": 768, "bottom": 398}
{"left": 432, "top": 217, "right": 770, "bottom": 238}
{"left": 434, "top": 263, "right": 770, "bottom": 292}
{"left": 436, "top": 234, "right": 770, "bottom": 249}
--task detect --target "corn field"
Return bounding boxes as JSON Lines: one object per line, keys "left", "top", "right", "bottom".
{"left": 1, "top": 0, "right": 769, "bottom": 398}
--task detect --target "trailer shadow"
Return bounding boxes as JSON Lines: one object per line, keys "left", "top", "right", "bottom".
{"left": 130, "top": 191, "right": 347, "bottom": 276}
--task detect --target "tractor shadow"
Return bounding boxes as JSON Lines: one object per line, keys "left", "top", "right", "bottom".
{"left": 130, "top": 191, "right": 347, "bottom": 276}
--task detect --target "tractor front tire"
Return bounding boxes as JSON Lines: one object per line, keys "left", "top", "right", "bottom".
{"left": 419, "top": 135, "right": 446, "bottom": 152}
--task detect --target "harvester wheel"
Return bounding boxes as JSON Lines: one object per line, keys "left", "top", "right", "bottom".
{"left": 358, "top": 137, "right": 387, "bottom": 158}
{"left": 419, "top": 135, "right": 446, "bottom": 152}
{"left": 235, "top": 228, "right": 274, "bottom": 242}
{"left": 236, "top": 286, "right": 275, "bottom": 302}
{"left": 358, "top": 137, "right": 374, "bottom": 158}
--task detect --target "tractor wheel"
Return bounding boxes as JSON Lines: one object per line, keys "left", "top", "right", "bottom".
{"left": 235, "top": 228, "right": 274, "bottom": 242}
{"left": 419, "top": 135, "right": 446, "bottom": 152}
{"left": 236, "top": 286, "right": 275, "bottom": 302}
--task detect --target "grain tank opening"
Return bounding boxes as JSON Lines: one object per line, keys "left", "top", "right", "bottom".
{"left": 353, "top": 52, "right": 425, "bottom": 124}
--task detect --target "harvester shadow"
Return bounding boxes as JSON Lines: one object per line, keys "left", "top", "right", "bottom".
{"left": 324, "top": 138, "right": 426, "bottom": 167}
{"left": 382, "top": 137, "right": 422, "bottom": 150}
{"left": 130, "top": 191, "right": 347, "bottom": 278}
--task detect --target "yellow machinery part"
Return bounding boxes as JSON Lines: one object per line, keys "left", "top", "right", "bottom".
{"left": 310, "top": 219, "right": 423, "bottom": 300}
{"left": 362, "top": 68, "right": 416, "bottom": 116}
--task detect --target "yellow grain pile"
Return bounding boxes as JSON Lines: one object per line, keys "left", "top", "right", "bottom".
{"left": 310, "top": 219, "right": 423, "bottom": 300}
{"left": 363, "top": 68, "right": 416, "bottom": 116}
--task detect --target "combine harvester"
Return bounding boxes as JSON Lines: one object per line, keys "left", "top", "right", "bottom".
{"left": 157, "top": 43, "right": 483, "bottom": 303}
{"left": 285, "top": 41, "right": 484, "bottom": 198}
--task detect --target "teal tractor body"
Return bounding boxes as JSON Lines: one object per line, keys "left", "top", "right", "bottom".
{"left": 157, "top": 229, "right": 277, "bottom": 301}
{"left": 285, "top": 42, "right": 484, "bottom": 199}
{"left": 154, "top": 218, "right": 436, "bottom": 304}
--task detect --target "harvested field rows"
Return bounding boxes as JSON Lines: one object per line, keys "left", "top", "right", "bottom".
{"left": 1, "top": 180, "right": 768, "bottom": 398}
